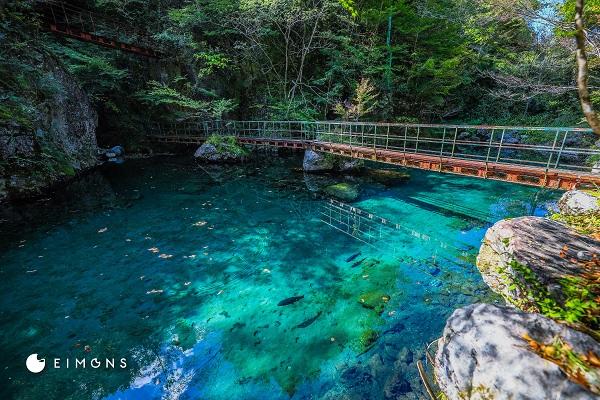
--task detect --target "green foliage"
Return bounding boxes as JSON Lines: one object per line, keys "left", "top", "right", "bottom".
{"left": 508, "top": 261, "right": 600, "bottom": 333}
{"left": 136, "top": 81, "right": 208, "bottom": 110}
{"left": 334, "top": 78, "right": 379, "bottom": 121}
{"left": 551, "top": 212, "right": 600, "bottom": 237}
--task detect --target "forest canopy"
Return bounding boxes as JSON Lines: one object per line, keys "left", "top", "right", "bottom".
{"left": 2, "top": 0, "right": 600, "bottom": 140}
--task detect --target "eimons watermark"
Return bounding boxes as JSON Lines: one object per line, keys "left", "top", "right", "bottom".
{"left": 26, "top": 353, "right": 127, "bottom": 373}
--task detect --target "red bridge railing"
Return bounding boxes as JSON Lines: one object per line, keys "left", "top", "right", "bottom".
{"left": 37, "top": 0, "right": 161, "bottom": 58}
{"left": 148, "top": 120, "right": 600, "bottom": 189}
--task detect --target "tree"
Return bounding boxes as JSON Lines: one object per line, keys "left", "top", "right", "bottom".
{"left": 575, "top": 0, "right": 600, "bottom": 134}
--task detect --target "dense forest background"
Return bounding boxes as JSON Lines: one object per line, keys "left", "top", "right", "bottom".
{"left": 2, "top": 0, "right": 600, "bottom": 149}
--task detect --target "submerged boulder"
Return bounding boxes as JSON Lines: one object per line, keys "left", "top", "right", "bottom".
{"left": 476, "top": 216, "right": 600, "bottom": 324}
{"left": 357, "top": 291, "right": 391, "bottom": 315}
{"left": 435, "top": 303, "right": 600, "bottom": 399}
{"left": 365, "top": 169, "right": 410, "bottom": 186}
{"left": 303, "top": 149, "right": 335, "bottom": 172}
{"left": 558, "top": 190, "right": 600, "bottom": 215}
{"left": 322, "top": 182, "right": 360, "bottom": 202}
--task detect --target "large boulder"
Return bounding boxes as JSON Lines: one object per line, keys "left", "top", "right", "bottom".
{"left": 476, "top": 216, "right": 600, "bottom": 319}
{"left": 558, "top": 190, "right": 600, "bottom": 215}
{"left": 435, "top": 303, "right": 600, "bottom": 399}
{"left": 193, "top": 137, "right": 248, "bottom": 163}
{"left": 303, "top": 149, "right": 335, "bottom": 172}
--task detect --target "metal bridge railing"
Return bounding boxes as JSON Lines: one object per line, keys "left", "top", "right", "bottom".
{"left": 149, "top": 120, "right": 600, "bottom": 174}
{"left": 38, "top": 0, "right": 158, "bottom": 52}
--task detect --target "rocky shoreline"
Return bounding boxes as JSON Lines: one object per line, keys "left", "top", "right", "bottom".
{"left": 433, "top": 190, "right": 600, "bottom": 399}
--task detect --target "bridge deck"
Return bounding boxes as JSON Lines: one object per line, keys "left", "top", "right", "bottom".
{"left": 148, "top": 134, "right": 600, "bottom": 190}
{"left": 39, "top": 0, "right": 160, "bottom": 57}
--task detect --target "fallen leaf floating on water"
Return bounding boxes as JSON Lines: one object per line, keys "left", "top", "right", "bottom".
{"left": 184, "top": 282, "right": 191, "bottom": 286}
{"left": 147, "top": 289, "right": 163, "bottom": 294}
{"left": 98, "top": 227, "right": 108, "bottom": 233}
{"left": 263, "top": 268, "right": 271, "bottom": 274}
{"left": 158, "top": 254, "right": 173, "bottom": 259}
{"left": 192, "top": 221, "right": 207, "bottom": 227}
{"left": 148, "top": 247, "right": 159, "bottom": 253}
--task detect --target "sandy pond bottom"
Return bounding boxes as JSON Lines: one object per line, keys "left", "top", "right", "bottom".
{"left": 0, "top": 155, "right": 558, "bottom": 400}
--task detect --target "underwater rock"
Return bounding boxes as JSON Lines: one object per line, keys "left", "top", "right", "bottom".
{"left": 396, "top": 347, "right": 413, "bottom": 365}
{"left": 365, "top": 169, "right": 410, "bottom": 186}
{"left": 476, "top": 216, "right": 600, "bottom": 320}
{"left": 322, "top": 183, "right": 360, "bottom": 202}
{"left": 303, "top": 149, "right": 335, "bottom": 172}
{"left": 435, "top": 303, "right": 600, "bottom": 399}
{"left": 358, "top": 291, "right": 391, "bottom": 315}
{"left": 558, "top": 190, "right": 600, "bottom": 215}
{"left": 384, "top": 372, "right": 412, "bottom": 399}
{"left": 303, "top": 173, "right": 338, "bottom": 192}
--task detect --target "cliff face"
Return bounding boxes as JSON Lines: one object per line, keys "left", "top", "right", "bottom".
{"left": 0, "top": 56, "right": 98, "bottom": 202}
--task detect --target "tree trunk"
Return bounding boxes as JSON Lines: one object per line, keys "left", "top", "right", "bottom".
{"left": 575, "top": 0, "right": 600, "bottom": 134}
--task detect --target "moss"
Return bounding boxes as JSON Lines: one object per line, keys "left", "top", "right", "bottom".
{"left": 550, "top": 212, "right": 600, "bottom": 238}
{"left": 322, "top": 182, "right": 359, "bottom": 201}
{"left": 352, "top": 328, "right": 379, "bottom": 353}
{"left": 357, "top": 291, "right": 391, "bottom": 315}
{"left": 205, "top": 134, "right": 250, "bottom": 158}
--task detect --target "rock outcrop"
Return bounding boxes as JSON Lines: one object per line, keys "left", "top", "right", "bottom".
{"left": 558, "top": 190, "right": 600, "bottom": 215}
{"left": 476, "top": 216, "right": 600, "bottom": 314}
{"left": 435, "top": 303, "right": 600, "bottom": 399}
{"left": 0, "top": 56, "right": 98, "bottom": 202}
{"left": 193, "top": 136, "right": 249, "bottom": 163}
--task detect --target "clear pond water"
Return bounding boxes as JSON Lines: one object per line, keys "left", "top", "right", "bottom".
{"left": 0, "top": 155, "right": 558, "bottom": 400}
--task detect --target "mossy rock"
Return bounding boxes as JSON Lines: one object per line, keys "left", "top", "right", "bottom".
{"left": 366, "top": 169, "right": 410, "bottom": 186}
{"left": 349, "top": 328, "right": 379, "bottom": 353}
{"left": 195, "top": 135, "right": 250, "bottom": 162}
{"left": 358, "top": 291, "right": 391, "bottom": 315}
{"left": 322, "top": 183, "right": 360, "bottom": 202}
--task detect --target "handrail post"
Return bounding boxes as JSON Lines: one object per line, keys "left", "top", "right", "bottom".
{"left": 495, "top": 129, "right": 506, "bottom": 162}
{"left": 484, "top": 129, "right": 495, "bottom": 177}
{"left": 439, "top": 127, "right": 447, "bottom": 171}
{"left": 403, "top": 126, "right": 408, "bottom": 155}
{"left": 385, "top": 125, "right": 390, "bottom": 150}
{"left": 414, "top": 126, "right": 420, "bottom": 153}
{"left": 361, "top": 124, "right": 365, "bottom": 146}
{"left": 450, "top": 128, "right": 458, "bottom": 157}
{"left": 543, "top": 129, "right": 560, "bottom": 185}
{"left": 554, "top": 131, "right": 569, "bottom": 169}
{"left": 373, "top": 125, "right": 377, "bottom": 150}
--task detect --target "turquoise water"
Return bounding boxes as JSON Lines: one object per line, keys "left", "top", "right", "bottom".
{"left": 0, "top": 155, "right": 558, "bottom": 400}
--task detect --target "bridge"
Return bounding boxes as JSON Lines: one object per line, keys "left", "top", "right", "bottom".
{"left": 148, "top": 120, "right": 600, "bottom": 190}
{"left": 37, "top": 0, "right": 161, "bottom": 57}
